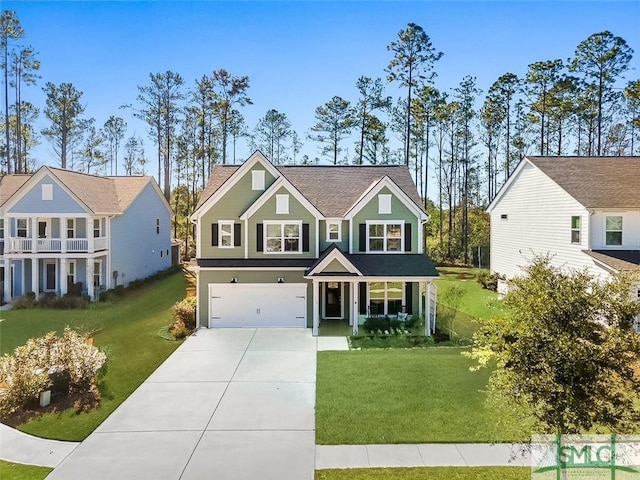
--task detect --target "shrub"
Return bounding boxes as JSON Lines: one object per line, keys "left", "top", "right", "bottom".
{"left": 172, "top": 297, "right": 196, "bottom": 331}
{"left": 350, "top": 335, "right": 435, "bottom": 349}
{"left": 170, "top": 320, "right": 189, "bottom": 339}
{"left": 477, "top": 271, "right": 503, "bottom": 291}
{"left": 0, "top": 327, "right": 108, "bottom": 416}
{"left": 11, "top": 294, "right": 37, "bottom": 309}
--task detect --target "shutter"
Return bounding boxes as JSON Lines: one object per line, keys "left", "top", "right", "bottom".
{"left": 212, "top": 223, "right": 218, "bottom": 246}
{"left": 405, "top": 282, "right": 413, "bottom": 314}
{"left": 359, "top": 282, "right": 367, "bottom": 315}
{"left": 302, "top": 223, "right": 310, "bottom": 252}
{"left": 404, "top": 223, "right": 412, "bottom": 252}
{"left": 256, "top": 223, "right": 263, "bottom": 252}
{"left": 359, "top": 224, "right": 366, "bottom": 252}
{"left": 234, "top": 223, "right": 241, "bottom": 247}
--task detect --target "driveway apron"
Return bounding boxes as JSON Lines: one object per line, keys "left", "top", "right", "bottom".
{"left": 46, "top": 328, "right": 316, "bottom": 480}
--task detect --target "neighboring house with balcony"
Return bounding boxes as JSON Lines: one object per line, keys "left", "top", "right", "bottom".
{"left": 0, "top": 166, "right": 173, "bottom": 302}
{"left": 190, "top": 151, "right": 439, "bottom": 336}
{"left": 487, "top": 156, "right": 640, "bottom": 306}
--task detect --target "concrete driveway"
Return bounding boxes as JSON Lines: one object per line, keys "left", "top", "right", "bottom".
{"left": 47, "top": 328, "right": 319, "bottom": 480}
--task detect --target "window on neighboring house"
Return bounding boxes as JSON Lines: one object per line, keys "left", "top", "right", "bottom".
{"left": 378, "top": 194, "right": 392, "bottom": 214}
{"left": 500, "top": 214, "right": 508, "bottom": 220}
{"left": 252, "top": 170, "right": 265, "bottom": 190}
{"left": 67, "top": 260, "right": 76, "bottom": 287}
{"left": 93, "top": 260, "right": 102, "bottom": 288}
{"left": 368, "top": 222, "right": 403, "bottom": 252}
{"left": 42, "top": 184, "right": 53, "bottom": 201}
{"left": 156, "top": 218, "right": 160, "bottom": 234}
{"left": 327, "top": 221, "right": 341, "bottom": 242}
{"left": 67, "top": 219, "right": 75, "bottom": 239}
{"left": 369, "top": 282, "right": 403, "bottom": 316}
{"left": 219, "top": 221, "right": 234, "bottom": 247}
{"left": 93, "top": 219, "right": 101, "bottom": 238}
{"left": 605, "top": 216, "right": 623, "bottom": 246}
{"left": 17, "top": 218, "right": 28, "bottom": 238}
{"left": 571, "top": 216, "right": 581, "bottom": 244}
{"left": 276, "top": 194, "right": 289, "bottom": 214}
{"left": 0, "top": 219, "right": 4, "bottom": 239}
{"left": 265, "top": 222, "right": 301, "bottom": 253}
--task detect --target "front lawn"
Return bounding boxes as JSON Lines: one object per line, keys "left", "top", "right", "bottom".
{"left": 316, "top": 467, "right": 530, "bottom": 480}
{"left": 0, "top": 460, "right": 52, "bottom": 480}
{"left": 0, "top": 271, "right": 186, "bottom": 441}
{"left": 316, "top": 349, "right": 529, "bottom": 444}
{"left": 435, "top": 268, "right": 506, "bottom": 321}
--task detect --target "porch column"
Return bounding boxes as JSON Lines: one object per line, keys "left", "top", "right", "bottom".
{"left": 348, "top": 282, "right": 353, "bottom": 326}
{"left": 31, "top": 258, "right": 39, "bottom": 298}
{"left": 352, "top": 281, "right": 359, "bottom": 336}
{"left": 3, "top": 258, "right": 11, "bottom": 302}
{"left": 61, "top": 218, "right": 67, "bottom": 253}
{"left": 312, "top": 279, "right": 320, "bottom": 336}
{"left": 60, "top": 259, "right": 67, "bottom": 296}
{"left": 86, "top": 260, "right": 94, "bottom": 300}
{"left": 425, "top": 282, "right": 432, "bottom": 336}
{"left": 31, "top": 217, "right": 38, "bottom": 253}
{"left": 418, "top": 281, "right": 424, "bottom": 318}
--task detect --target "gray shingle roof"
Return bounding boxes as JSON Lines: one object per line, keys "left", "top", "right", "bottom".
{"left": 583, "top": 250, "right": 640, "bottom": 272}
{"left": 0, "top": 174, "right": 30, "bottom": 206}
{"left": 196, "top": 162, "right": 424, "bottom": 217}
{"left": 527, "top": 156, "right": 640, "bottom": 209}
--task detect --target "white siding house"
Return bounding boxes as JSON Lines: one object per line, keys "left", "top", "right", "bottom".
{"left": 488, "top": 156, "right": 640, "bottom": 295}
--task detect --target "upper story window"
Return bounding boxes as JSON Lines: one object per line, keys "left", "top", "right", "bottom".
{"left": 368, "top": 222, "right": 403, "bottom": 252}
{"left": 276, "top": 194, "right": 289, "bottom": 214}
{"left": 17, "top": 218, "right": 28, "bottom": 238}
{"left": 570, "top": 216, "right": 581, "bottom": 244}
{"left": 67, "top": 219, "right": 75, "bottom": 239}
{"left": 327, "top": 221, "right": 341, "bottom": 242}
{"left": 93, "top": 219, "right": 101, "bottom": 238}
{"left": 605, "top": 216, "right": 623, "bottom": 246}
{"left": 252, "top": 170, "right": 265, "bottom": 191}
{"left": 0, "top": 219, "right": 4, "bottom": 239}
{"left": 42, "top": 184, "right": 53, "bottom": 201}
{"left": 265, "top": 221, "right": 301, "bottom": 253}
{"left": 219, "top": 221, "right": 234, "bottom": 247}
{"left": 378, "top": 194, "right": 392, "bottom": 214}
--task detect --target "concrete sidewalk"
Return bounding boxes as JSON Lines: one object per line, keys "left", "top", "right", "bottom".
{"left": 0, "top": 423, "right": 78, "bottom": 468}
{"left": 316, "top": 443, "right": 531, "bottom": 469}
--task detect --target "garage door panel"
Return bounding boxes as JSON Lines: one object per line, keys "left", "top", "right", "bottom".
{"left": 209, "top": 283, "right": 307, "bottom": 328}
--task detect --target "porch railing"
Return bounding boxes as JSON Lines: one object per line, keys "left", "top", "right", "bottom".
{"left": 8, "top": 236, "right": 108, "bottom": 253}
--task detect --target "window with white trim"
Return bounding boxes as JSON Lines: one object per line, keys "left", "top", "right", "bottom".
{"left": 93, "top": 219, "right": 101, "bottom": 238}
{"left": 16, "top": 218, "right": 28, "bottom": 238}
{"left": 265, "top": 221, "right": 301, "bottom": 253}
{"left": 378, "top": 194, "right": 392, "bottom": 214}
{"left": 327, "top": 221, "right": 341, "bottom": 242}
{"left": 219, "top": 221, "right": 234, "bottom": 247}
{"left": 93, "top": 260, "right": 102, "bottom": 287}
{"left": 369, "top": 282, "right": 403, "bottom": 316}
{"left": 570, "top": 216, "right": 581, "bottom": 244}
{"left": 252, "top": 170, "right": 265, "bottom": 190}
{"left": 42, "top": 184, "right": 53, "bottom": 200}
{"left": 605, "top": 216, "right": 623, "bottom": 246}
{"left": 0, "top": 219, "right": 4, "bottom": 239}
{"left": 276, "top": 194, "right": 289, "bottom": 214}
{"left": 67, "top": 219, "right": 75, "bottom": 239}
{"left": 67, "top": 260, "right": 76, "bottom": 286}
{"left": 368, "top": 222, "right": 403, "bottom": 252}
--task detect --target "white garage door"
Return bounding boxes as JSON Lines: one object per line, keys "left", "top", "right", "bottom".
{"left": 209, "top": 283, "right": 307, "bottom": 328}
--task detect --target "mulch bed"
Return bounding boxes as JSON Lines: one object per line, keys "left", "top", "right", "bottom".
{"left": 1, "top": 390, "right": 100, "bottom": 428}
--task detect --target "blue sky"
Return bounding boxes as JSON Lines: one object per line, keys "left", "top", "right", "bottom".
{"left": 5, "top": 1, "right": 640, "bottom": 173}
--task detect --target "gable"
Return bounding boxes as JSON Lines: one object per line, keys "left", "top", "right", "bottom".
{"left": 322, "top": 259, "right": 351, "bottom": 273}
{"left": 344, "top": 176, "right": 426, "bottom": 221}
{"left": 7, "top": 173, "right": 88, "bottom": 214}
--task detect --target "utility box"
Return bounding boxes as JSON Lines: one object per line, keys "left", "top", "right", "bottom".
{"left": 39, "top": 390, "right": 51, "bottom": 407}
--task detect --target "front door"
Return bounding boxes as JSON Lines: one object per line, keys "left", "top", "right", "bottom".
{"left": 38, "top": 220, "right": 50, "bottom": 238}
{"left": 44, "top": 261, "right": 56, "bottom": 291}
{"left": 324, "top": 282, "right": 342, "bottom": 318}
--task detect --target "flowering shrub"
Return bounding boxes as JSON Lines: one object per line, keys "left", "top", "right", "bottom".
{"left": 0, "top": 327, "right": 107, "bottom": 416}
{"left": 170, "top": 297, "right": 196, "bottom": 338}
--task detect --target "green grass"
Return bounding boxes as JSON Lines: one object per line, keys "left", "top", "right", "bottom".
{"left": 0, "top": 460, "right": 52, "bottom": 480}
{"left": 0, "top": 272, "right": 186, "bottom": 441}
{"left": 316, "top": 467, "right": 530, "bottom": 480}
{"left": 319, "top": 319, "right": 352, "bottom": 337}
{"left": 316, "top": 348, "right": 529, "bottom": 444}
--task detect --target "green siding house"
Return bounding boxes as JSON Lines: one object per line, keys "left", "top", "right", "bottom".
{"left": 191, "top": 151, "right": 438, "bottom": 335}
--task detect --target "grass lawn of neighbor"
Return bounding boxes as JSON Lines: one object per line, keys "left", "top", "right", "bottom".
{"left": 0, "top": 460, "right": 52, "bottom": 480}
{"left": 435, "top": 268, "right": 506, "bottom": 320}
{"left": 316, "top": 348, "right": 529, "bottom": 444}
{"left": 0, "top": 270, "right": 186, "bottom": 441}
{"left": 316, "top": 467, "right": 530, "bottom": 480}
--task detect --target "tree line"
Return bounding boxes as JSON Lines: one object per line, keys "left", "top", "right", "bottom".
{"left": 1, "top": 11, "right": 638, "bottom": 263}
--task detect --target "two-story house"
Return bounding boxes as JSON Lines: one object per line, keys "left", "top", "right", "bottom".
{"left": 488, "top": 156, "right": 640, "bottom": 298}
{"left": 0, "top": 166, "right": 173, "bottom": 302}
{"left": 191, "top": 151, "right": 439, "bottom": 335}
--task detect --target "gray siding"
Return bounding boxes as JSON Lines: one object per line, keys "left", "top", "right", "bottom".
{"left": 110, "top": 182, "right": 171, "bottom": 286}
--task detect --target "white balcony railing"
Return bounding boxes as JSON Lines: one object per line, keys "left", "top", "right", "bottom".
{"left": 8, "top": 236, "right": 108, "bottom": 254}
{"left": 36, "top": 238, "right": 62, "bottom": 252}
{"left": 10, "top": 237, "right": 32, "bottom": 252}
{"left": 93, "top": 237, "right": 107, "bottom": 251}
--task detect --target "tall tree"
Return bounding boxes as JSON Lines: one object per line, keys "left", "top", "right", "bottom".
{"left": 103, "top": 115, "right": 126, "bottom": 175}
{"left": 79, "top": 119, "right": 106, "bottom": 174}
{"left": 253, "top": 109, "right": 291, "bottom": 164}
{"left": 228, "top": 109, "right": 245, "bottom": 164}
{"left": 386, "top": 22, "right": 442, "bottom": 165}
{"left": 10, "top": 46, "right": 39, "bottom": 173}
{"left": 41, "top": 82, "right": 85, "bottom": 169}
{"left": 412, "top": 85, "right": 441, "bottom": 205}
{"left": 309, "top": 96, "right": 355, "bottom": 164}
{"left": 0, "top": 10, "right": 23, "bottom": 172}
{"left": 487, "top": 73, "right": 519, "bottom": 178}
{"left": 291, "top": 130, "right": 303, "bottom": 165}
{"left": 624, "top": 79, "right": 640, "bottom": 154}
{"left": 354, "top": 77, "right": 390, "bottom": 165}
{"left": 569, "top": 31, "right": 633, "bottom": 155}
{"left": 123, "top": 135, "right": 146, "bottom": 175}
{"left": 191, "top": 74, "right": 217, "bottom": 188}
{"left": 211, "top": 69, "right": 251, "bottom": 165}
